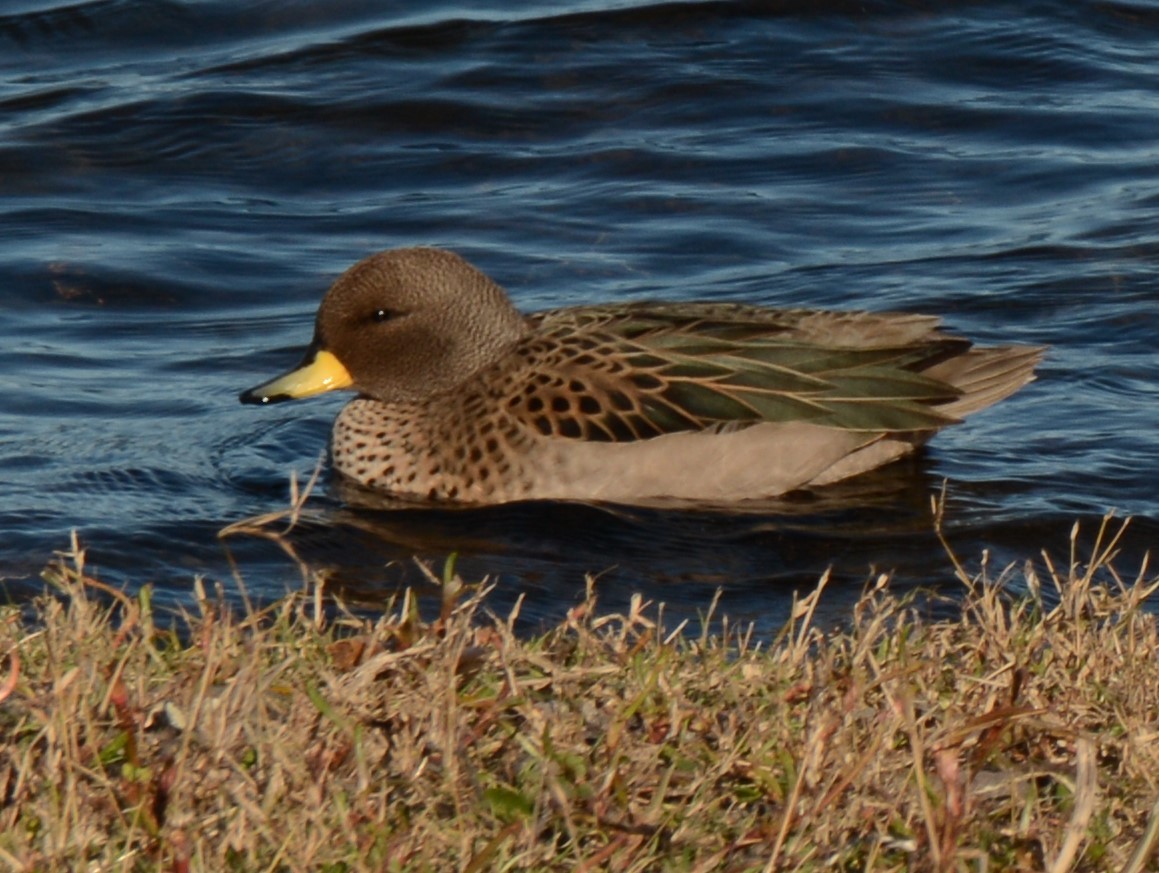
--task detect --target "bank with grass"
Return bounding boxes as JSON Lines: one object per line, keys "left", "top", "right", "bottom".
{"left": 2, "top": 516, "right": 1158, "bottom": 872}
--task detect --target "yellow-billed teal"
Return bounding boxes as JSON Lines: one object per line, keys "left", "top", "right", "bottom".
{"left": 241, "top": 247, "right": 1043, "bottom": 505}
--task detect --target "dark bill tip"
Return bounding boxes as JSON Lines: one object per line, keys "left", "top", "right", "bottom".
{"left": 239, "top": 387, "right": 289, "bottom": 405}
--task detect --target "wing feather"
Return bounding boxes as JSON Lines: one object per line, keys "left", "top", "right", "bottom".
{"left": 503, "top": 303, "right": 977, "bottom": 441}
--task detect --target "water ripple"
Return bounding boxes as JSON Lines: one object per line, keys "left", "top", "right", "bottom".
{"left": 0, "top": 0, "right": 1156, "bottom": 625}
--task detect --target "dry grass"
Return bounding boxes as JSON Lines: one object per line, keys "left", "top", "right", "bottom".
{"left": 2, "top": 514, "right": 1159, "bottom": 872}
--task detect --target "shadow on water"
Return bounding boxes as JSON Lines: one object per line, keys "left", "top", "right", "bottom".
{"left": 215, "top": 455, "right": 1155, "bottom": 637}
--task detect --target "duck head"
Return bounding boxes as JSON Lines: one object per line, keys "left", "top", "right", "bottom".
{"left": 240, "top": 247, "right": 525, "bottom": 406}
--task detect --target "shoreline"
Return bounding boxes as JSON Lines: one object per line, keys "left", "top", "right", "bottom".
{"left": 2, "top": 517, "right": 1157, "bottom": 871}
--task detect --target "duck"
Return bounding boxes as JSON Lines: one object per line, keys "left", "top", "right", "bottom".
{"left": 240, "top": 247, "right": 1043, "bottom": 505}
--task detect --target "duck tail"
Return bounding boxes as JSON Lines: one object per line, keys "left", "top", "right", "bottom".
{"left": 927, "top": 344, "right": 1046, "bottom": 420}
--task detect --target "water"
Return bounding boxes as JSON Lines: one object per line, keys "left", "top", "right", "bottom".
{"left": 2, "top": 0, "right": 1157, "bottom": 631}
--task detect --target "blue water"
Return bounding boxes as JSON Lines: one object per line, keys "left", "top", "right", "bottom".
{"left": 2, "top": 0, "right": 1157, "bottom": 630}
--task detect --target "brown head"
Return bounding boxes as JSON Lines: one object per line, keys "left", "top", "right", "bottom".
{"left": 241, "top": 247, "right": 526, "bottom": 405}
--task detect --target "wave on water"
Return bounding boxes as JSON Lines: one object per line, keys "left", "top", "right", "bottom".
{"left": 0, "top": 0, "right": 1156, "bottom": 624}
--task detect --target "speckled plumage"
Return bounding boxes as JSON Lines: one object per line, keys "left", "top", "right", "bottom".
{"left": 241, "top": 247, "right": 1044, "bottom": 505}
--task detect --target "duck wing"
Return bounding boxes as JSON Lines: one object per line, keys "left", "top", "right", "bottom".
{"left": 505, "top": 303, "right": 977, "bottom": 442}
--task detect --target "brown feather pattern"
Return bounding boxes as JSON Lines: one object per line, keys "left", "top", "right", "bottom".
{"left": 500, "top": 303, "right": 975, "bottom": 442}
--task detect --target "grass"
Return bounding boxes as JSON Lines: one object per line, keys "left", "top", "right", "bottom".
{"left": 2, "top": 509, "right": 1159, "bottom": 872}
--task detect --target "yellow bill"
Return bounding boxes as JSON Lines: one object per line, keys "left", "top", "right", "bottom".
{"left": 240, "top": 348, "right": 353, "bottom": 405}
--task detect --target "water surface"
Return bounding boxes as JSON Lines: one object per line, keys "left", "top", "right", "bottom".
{"left": 2, "top": 0, "right": 1158, "bottom": 630}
